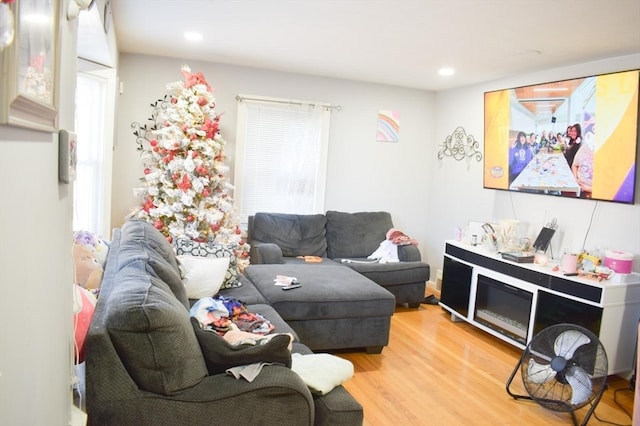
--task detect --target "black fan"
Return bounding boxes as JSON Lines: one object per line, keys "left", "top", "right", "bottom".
{"left": 506, "top": 323, "right": 608, "bottom": 426}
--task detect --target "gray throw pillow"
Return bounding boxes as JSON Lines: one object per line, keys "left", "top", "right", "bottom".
{"left": 191, "top": 318, "right": 292, "bottom": 374}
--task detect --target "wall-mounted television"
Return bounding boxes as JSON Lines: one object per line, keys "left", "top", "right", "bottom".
{"left": 483, "top": 69, "right": 639, "bottom": 204}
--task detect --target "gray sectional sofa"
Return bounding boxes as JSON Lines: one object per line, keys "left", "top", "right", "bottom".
{"left": 86, "top": 212, "right": 429, "bottom": 424}
{"left": 85, "top": 220, "right": 363, "bottom": 426}
{"left": 248, "top": 211, "right": 431, "bottom": 308}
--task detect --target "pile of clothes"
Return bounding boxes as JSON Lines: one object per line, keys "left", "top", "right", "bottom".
{"left": 190, "top": 295, "right": 275, "bottom": 337}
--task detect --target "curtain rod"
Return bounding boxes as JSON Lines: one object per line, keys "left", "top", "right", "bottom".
{"left": 236, "top": 95, "right": 342, "bottom": 111}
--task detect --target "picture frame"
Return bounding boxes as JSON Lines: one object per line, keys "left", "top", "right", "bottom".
{"left": 0, "top": 0, "right": 60, "bottom": 132}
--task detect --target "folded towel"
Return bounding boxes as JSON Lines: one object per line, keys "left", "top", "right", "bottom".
{"left": 226, "top": 362, "right": 275, "bottom": 382}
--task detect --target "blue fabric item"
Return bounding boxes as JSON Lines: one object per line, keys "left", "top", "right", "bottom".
{"left": 509, "top": 143, "right": 533, "bottom": 179}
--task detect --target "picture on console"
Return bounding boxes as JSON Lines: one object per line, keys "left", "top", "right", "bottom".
{"left": 483, "top": 69, "right": 639, "bottom": 204}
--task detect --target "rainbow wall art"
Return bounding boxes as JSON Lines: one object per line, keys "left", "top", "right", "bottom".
{"left": 377, "top": 110, "right": 400, "bottom": 142}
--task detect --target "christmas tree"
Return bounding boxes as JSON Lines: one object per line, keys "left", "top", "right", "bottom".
{"left": 129, "top": 65, "right": 249, "bottom": 270}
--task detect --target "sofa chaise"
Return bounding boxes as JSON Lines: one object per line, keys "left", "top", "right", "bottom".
{"left": 248, "top": 210, "right": 431, "bottom": 308}
{"left": 85, "top": 220, "right": 363, "bottom": 426}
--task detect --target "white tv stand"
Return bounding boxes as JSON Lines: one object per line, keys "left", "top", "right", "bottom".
{"left": 439, "top": 240, "right": 640, "bottom": 375}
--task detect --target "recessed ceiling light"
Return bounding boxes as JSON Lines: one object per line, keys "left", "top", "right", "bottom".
{"left": 438, "top": 67, "right": 455, "bottom": 76}
{"left": 184, "top": 32, "right": 203, "bottom": 42}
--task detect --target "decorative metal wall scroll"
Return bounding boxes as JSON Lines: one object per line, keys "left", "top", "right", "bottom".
{"left": 437, "top": 126, "right": 482, "bottom": 162}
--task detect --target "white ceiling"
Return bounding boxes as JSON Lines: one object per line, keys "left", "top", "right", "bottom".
{"left": 105, "top": 0, "right": 640, "bottom": 91}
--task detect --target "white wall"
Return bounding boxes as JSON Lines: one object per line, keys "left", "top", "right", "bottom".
{"left": 0, "top": 4, "right": 78, "bottom": 425}
{"left": 426, "top": 54, "right": 640, "bottom": 280}
{"left": 113, "top": 53, "right": 640, "bottom": 287}
{"left": 112, "top": 54, "right": 435, "bottom": 251}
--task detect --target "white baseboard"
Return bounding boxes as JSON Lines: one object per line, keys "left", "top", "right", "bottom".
{"left": 426, "top": 280, "right": 440, "bottom": 295}
{"left": 70, "top": 403, "right": 87, "bottom": 426}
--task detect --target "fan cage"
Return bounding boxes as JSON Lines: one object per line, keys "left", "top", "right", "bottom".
{"left": 519, "top": 323, "right": 608, "bottom": 412}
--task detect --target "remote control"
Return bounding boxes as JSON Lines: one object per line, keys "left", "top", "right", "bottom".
{"left": 282, "top": 284, "right": 302, "bottom": 290}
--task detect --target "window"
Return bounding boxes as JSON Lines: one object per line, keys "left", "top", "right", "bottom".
{"left": 234, "top": 95, "right": 333, "bottom": 225}
{"left": 73, "top": 62, "right": 116, "bottom": 237}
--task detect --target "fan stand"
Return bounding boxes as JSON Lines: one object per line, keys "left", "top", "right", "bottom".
{"left": 506, "top": 350, "right": 607, "bottom": 426}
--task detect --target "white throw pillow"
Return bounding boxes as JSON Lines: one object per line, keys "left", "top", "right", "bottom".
{"left": 177, "top": 255, "right": 230, "bottom": 299}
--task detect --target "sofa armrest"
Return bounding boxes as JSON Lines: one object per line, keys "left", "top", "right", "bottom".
{"left": 250, "top": 243, "right": 284, "bottom": 264}
{"left": 88, "top": 366, "right": 315, "bottom": 426}
{"left": 398, "top": 244, "right": 421, "bottom": 262}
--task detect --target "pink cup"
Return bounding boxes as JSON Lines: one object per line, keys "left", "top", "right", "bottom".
{"left": 562, "top": 253, "right": 578, "bottom": 274}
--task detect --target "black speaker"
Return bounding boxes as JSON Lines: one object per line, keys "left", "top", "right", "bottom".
{"left": 551, "top": 116, "right": 557, "bottom": 123}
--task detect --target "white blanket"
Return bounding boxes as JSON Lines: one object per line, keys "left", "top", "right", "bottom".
{"left": 367, "top": 239, "right": 399, "bottom": 263}
{"left": 291, "top": 353, "right": 354, "bottom": 395}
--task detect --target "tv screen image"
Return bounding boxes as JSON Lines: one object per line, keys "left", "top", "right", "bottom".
{"left": 483, "top": 69, "right": 639, "bottom": 204}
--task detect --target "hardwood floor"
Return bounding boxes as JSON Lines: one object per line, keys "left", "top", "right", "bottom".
{"left": 336, "top": 302, "right": 635, "bottom": 426}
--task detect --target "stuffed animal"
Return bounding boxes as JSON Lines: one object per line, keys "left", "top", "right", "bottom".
{"left": 73, "top": 242, "right": 104, "bottom": 292}
{"left": 74, "top": 230, "right": 109, "bottom": 267}
{"left": 73, "top": 230, "right": 108, "bottom": 292}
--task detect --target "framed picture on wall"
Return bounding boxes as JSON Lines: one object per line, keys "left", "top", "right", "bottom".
{"left": 0, "top": 0, "right": 60, "bottom": 132}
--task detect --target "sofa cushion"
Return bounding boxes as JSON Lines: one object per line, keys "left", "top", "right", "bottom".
{"left": 325, "top": 211, "right": 394, "bottom": 259}
{"left": 191, "top": 317, "right": 293, "bottom": 374}
{"left": 342, "top": 260, "right": 430, "bottom": 286}
{"left": 246, "top": 303, "right": 300, "bottom": 341}
{"left": 251, "top": 213, "right": 328, "bottom": 257}
{"left": 107, "top": 259, "right": 208, "bottom": 395}
{"left": 243, "top": 264, "right": 396, "bottom": 320}
{"left": 111, "top": 233, "right": 191, "bottom": 309}
{"left": 146, "top": 247, "right": 190, "bottom": 309}
{"left": 120, "top": 220, "right": 182, "bottom": 275}
{"left": 217, "top": 275, "right": 269, "bottom": 305}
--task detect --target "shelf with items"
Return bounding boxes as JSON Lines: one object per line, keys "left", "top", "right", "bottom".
{"left": 439, "top": 239, "right": 640, "bottom": 375}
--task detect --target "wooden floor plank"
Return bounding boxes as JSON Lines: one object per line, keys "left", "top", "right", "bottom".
{"left": 336, "top": 303, "right": 635, "bottom": 426}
